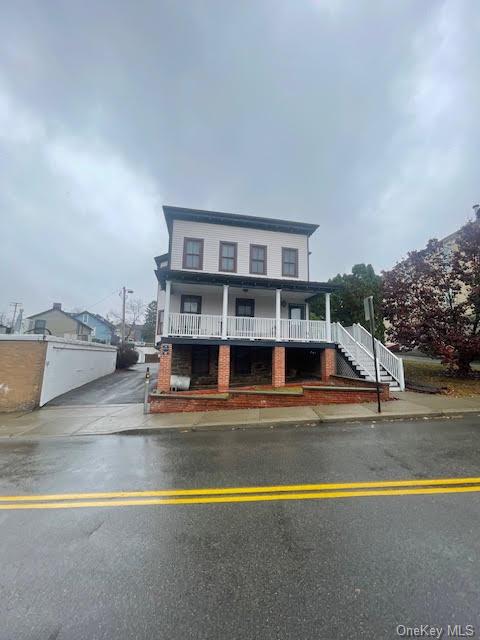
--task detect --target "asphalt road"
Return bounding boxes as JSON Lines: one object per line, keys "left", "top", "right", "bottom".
{"left": 1, "top": 417, "right": 480, "bottom": 639}
{"left": 48, "top": 363, "right": 159, "bottom": 405}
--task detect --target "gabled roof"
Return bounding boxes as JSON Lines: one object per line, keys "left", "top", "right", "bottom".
{"left": 72, "top": 311, "right": 116, "bottom": 330}
{"left": 26, "top": 307, "right": 92, "bottom": 331}
{"left": 163, "top": 206, "right": 319, "bottom": 237}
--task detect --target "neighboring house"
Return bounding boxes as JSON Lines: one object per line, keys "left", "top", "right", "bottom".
{"left": 437, "top": 204, "right": 480, "bottom": 305}
{"left": 72, "top": 311, "right": 115, "bottom": 344}
{"left": 26, "top": 303, "right": 92, "bottom": 341}
{"left": 439, "top": 204, "right": 479, "bottom": 255}
{"left": 0, "top": 324, "right": 9, "bottom": 334}
{"left": 114, "top": 323, "right": 145, "bottom": 343}
{"left": 154, "top": 206, "right": 404, "bottom": 391}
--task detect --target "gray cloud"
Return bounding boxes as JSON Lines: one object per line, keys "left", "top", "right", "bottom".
{"left": 1, "top": 0, "right": 479, "bottom": 320}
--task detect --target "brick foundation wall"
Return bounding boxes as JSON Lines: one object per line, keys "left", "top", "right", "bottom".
{"left": 321, "top": 347, "right": 336, "bottom": 381}
{"left": 0, "top": 340, "right": 47, "bottom": 412}
{"left": 272, "top": 346, "right": 285, "bottom": 388}
{"left": 218, "top": 344, "right": 230, "bottom": 392}
{"left": 150, "top": 378, "right": 390, "bottom": 413}
{"left": 157, "top": 344, "right": 172, "bottom": 392}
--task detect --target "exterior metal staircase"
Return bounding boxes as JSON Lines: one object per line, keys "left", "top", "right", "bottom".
{"left": 333, "top": 323, "right": 405, "bottom": 391}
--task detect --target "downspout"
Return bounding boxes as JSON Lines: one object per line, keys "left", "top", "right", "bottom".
{"left": 307, "top": 235, "right": 310, "bottom": 282}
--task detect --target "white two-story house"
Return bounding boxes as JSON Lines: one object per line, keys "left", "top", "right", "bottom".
{"left": 154, "top": 206, "right": 404, "bottom": 393}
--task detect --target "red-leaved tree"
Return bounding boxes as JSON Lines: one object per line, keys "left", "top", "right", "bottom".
{"left": 383, "top": 217, "right": 480, "bottom": 375}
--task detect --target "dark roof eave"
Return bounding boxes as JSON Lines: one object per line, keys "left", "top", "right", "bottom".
{"left": 163, "top": 205, "right": 319, "bottom": 237}
{"left": 156, "top": 269, "right": 339, "bottom": 294}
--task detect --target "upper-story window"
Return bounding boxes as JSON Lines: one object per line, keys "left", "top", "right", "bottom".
{"left": 219, "top": 241, "right": 237, "bottom": 273}
{"left": 34, "top": 319, "right": 46, "bottom": 334}
{"left": 250, "top": 245, "right": 267, "bottom": 275}
{"left": 181, "top": 295, "right": 202, "bottom": 314}
{"left": 236, "top": 298, "right": 255, "bottom": 317}
{"left": 282, "top": 247, "right": 298, "bottom": 277}
{"left": 182, "top": 238, "right": 204, "bottom": 270}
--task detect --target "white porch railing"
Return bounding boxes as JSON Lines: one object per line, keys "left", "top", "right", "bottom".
{"left": 167, "top": 312, "right": 327, "bottom": 341}
{"left": 332, "top": 322, "right": 379, "bottom": 381}
{"left": 280, "top": 318, "right": 328, "bottom": 341}
{"left": 227, "top": 316, "right": 277, "bottom": 339}
{"left": 168, "top": 313, "right": 223, "bottom": 338}
{"left": 346, "top": 323, "right": 405, "bottom": 390}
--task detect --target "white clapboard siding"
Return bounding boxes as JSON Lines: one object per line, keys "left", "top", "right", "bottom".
{"left": 168, "top": 291, "right": 308, "bottom": 319}
{"left": 170, "top": 219, "right": 308, "bottom": 280}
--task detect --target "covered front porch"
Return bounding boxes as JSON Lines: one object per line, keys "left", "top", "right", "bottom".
{"left": 162, "top": 281, "right": 334, "bottom": 343}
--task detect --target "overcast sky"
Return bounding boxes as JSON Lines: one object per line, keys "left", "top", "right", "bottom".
{"left": 1, "top": 0, "right": 479, "bottom": 321}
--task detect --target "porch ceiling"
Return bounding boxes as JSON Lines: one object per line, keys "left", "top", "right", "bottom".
{"left": 158, "top": 269, "right": 339, "bottom": 295}
{"left": 169, "top": 283, "right": 309, "bottom": 302}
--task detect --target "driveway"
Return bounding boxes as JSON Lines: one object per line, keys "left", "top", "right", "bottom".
{"left": 47, "top": 363, "right": 159, "bottom": 405}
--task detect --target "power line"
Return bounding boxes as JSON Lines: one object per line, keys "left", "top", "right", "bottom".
{"left": 84, "top": 290, "right": 120, "bottom": 310}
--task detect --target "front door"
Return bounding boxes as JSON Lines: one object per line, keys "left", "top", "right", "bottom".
{"left": 289, "top": 304, "right": 306, "bottom": 320}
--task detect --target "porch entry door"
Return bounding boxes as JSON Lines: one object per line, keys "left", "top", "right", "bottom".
{"left": 287, "top": 304, "right": 307, "bottom": 340}
{"left": 289, "top": 304, "right": 306, "bottom": 320}
{"left": 234, "top": 298, "right": 255, "bottom": 338}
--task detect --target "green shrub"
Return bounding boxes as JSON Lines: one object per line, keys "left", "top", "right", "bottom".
{"left": 116, "top": 344, "right": 139, "bottom": 369}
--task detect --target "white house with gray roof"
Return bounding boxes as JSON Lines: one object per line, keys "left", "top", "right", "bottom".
{"left": 154, "top": 206, "right": 404, "bottom": 391}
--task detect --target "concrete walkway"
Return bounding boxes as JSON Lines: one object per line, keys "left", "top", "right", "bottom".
{"left": 1, "top": 392, "right": 480, "bottom": 437}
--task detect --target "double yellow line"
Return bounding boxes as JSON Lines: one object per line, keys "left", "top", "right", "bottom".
{"left": 2, "top": 477, "right": 480, "bottom": 510}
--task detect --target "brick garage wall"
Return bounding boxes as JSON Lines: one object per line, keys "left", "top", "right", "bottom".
{"left": 0, "top": 340, "right": 47, "bottom": 412}
{"left": 150, "top": 379, "right": 390, "bottom": 413}
{"left": 329, "top": 375, "right": 389, "bottom": 393}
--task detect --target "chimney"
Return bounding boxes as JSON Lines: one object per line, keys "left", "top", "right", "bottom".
{"left": 473, "top": 204, "right": 480, "bottom": 220}
{"left": 52, "top": 302, "right": 62, "bottom": 311}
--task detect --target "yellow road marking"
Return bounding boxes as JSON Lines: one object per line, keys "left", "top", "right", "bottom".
{"left": 2, "top": 476, "right": 480, "bottom": 503}
{"left": 1, "top": 484, "right": 480, "bottom": 509}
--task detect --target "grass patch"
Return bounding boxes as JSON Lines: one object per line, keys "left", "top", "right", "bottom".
{"left": 270, "top": 385, "right": 303, "bottom": 394}
{"left": 230, "top": 386, "right": 304, "bottom": 396}
{"left": 404, "top": 360, "right": 480, "bottom": 397}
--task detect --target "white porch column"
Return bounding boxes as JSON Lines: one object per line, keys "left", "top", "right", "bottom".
{"left": 305, "top": 302, "right": 310, "bottom": 320}
{"left": 221, "top": 285, "right": 229, "bottom": 339}
{"left": 325, "top": 292, "right": 331, "bottom": 342}
{"left": 163, "top": 280, "right": 171, "bottom": 337}
{"left": 275, "top": 289, "right": 281, "bottom": 341}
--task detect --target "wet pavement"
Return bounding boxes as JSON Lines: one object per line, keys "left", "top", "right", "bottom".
{"left": 1, "top": 416, "right": 480, "bottom": 639}
{"left": 1, "top": 390, "right": 479, "bottom": 438}
{"left": 47, "top": 363, "right": 158, "bottom": 405}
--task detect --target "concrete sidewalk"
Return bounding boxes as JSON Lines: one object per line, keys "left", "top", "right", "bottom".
{"left": 1, "top": 392, "right": 480, "bottom": 438}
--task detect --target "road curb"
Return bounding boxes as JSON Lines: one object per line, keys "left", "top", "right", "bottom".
{"left": 112, "top": 408, "right": 480, "bottom": 436}
{"left": 2, "top": 408, "right": 479, "bottom": 439}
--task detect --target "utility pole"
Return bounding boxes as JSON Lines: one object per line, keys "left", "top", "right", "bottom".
{"left": 10, "top": 302, "right": 22, "bottom": 332}
{"left": 121, "top": 287, "right": 133, "bottom": 344}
